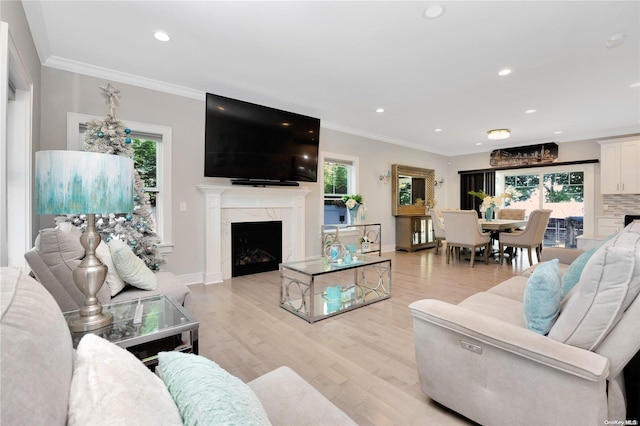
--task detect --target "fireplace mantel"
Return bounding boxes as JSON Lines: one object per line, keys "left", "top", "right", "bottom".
{"left": 196, "top": 184, "right": 311, "bottom": 284}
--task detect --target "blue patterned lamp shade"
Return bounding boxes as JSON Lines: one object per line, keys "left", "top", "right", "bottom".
{"left": 35, "top": 150, "right": 134, "bottom": 214}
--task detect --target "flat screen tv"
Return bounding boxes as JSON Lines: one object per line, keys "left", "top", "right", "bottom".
{"left": 204, "top": 93, "right": 320, "bottom": 185}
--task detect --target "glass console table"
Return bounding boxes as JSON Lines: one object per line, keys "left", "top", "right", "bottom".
{"left": 280, "top": 254, "right": 391, "bottom": 323}
{"left": 321, "top": 223, "right": 382, "bottom": 256}
{"left": 64, "top": 294, "right": 198, "bottom": 366}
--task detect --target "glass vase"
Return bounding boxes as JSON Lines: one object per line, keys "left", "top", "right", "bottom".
{"left": 485, "top": 206, "right": 494, "bottom": 221}
{"left": 348, "top": 205, "right": 359, "bottom": 224}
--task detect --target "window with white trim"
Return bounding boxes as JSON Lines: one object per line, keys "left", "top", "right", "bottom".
{"left": 320, "top": 152, "right": 359, "bottom": 225}
{"left": 66, "top": 112, "right": 173, "bottom": 253}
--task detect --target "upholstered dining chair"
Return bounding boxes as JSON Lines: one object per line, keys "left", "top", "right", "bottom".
{"left": 442, "top": 210, "right": 491, "bottom": 267}
{"left": 430, "top": 209, "right": 446, "bottom": 255}
{"left": 499, "top": 209, "right": 553, "bottom": 265}
{"left": 494, "top": 208, "right": 527, "bottom": 251}
{"left": 497, "top": 208, "right": 526, "bottom": 221}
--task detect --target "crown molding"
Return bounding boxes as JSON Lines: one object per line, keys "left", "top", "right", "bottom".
{"left": 320, "top": 121, "right": 436, "bottom": 154}
{"left": 43, "top": 56, "right": 205, "bottom": 101}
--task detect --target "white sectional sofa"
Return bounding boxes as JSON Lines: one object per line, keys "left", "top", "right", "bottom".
{"left": 410, "top": 224, "right": 640, "bottom": 425}
{"left": 0, "top": 266, "right": 356, "bottom": 425}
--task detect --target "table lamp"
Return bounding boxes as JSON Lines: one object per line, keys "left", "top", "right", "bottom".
{"left": 35, "top": 150, "right": 134, "bottom": 331}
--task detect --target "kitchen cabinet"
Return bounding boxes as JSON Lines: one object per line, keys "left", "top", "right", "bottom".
{"left": 600, "top": 139, "right": 640, "bottom": 194}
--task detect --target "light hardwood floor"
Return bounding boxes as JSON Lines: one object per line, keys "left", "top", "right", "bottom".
{"left": 188, "top": 249, "right": 533, "bottom": 425}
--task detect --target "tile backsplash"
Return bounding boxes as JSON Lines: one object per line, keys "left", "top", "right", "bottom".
{"left": 603, "top": 194, "right": 640, "bottom": 217}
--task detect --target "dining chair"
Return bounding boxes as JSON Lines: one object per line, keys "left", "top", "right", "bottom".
{"left": 429, "top": 209, "right": 446, "bottom": 255}
{"left": 442, "top": 210, "right": 491, "bottom": 267}
{"left": 498, "top": 209, "right": 553, "bottom": 265}
{"left": 497, "top": 208, "right": 526, "bottom": 220}
{"left": 494, "top": 208, "right": 527, "bottom": 252}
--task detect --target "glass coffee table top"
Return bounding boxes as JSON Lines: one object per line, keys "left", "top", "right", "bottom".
{"left": 63, "top": 294, "right": 198, "bottom": 351}
{"left": 281, "top": 254, "right": 390, "bottom": 276}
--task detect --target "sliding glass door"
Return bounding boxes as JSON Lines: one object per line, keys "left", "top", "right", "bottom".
{"left": 496, "top": 164, "right": 594, "bottom": 248}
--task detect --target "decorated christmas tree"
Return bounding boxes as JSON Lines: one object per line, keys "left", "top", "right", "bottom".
{"left": 57, "top": 83, "right": 165, "bottom": 270}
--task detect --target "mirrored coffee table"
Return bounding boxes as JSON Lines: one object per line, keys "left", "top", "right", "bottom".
{"left": 280, "top": 254, "right": 391, "bottom": 323}
{"left": 64, "top": 294, "right": 198, "bottom": 366}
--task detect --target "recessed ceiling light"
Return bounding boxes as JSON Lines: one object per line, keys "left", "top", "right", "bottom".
{"left": 154, "top": 31, "right": 170, "bottom": 42}
{"left": 554, "top": 131, "right": 563, "bottom": 134}
{"left": 434, "top": 128, "right": 442, "bottom": 132}
{"left": 630, "top": 82, "right": 640, "bottom": 88}
{"left": 376, "top": 108, "right": 385, "bottom": 113}
{"left": 476, "top": 142, "right": 483, "bottom": 146}
{"left": 423, "top": 4, "right": 445, "bottom": 19}
{"left": 487, "top": 129, "right": 511, "bottom": 140}
{"left": 525, "top": 109, "right": 537, "bottom": 114}
{"left": 498, "top": 68, "right": 512, "bottom": 76}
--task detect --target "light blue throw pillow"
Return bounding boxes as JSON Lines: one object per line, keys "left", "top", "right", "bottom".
{"left": 158, "top": 352, "right": 272, "bottom": 426}
{"left": 523, "top": 258, "right": 562, "bottom": 335}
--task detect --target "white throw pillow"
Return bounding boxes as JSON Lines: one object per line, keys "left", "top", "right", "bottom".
{"left": 548, "top": 232, "right": 640, "bottom": 350}
{"left": 109, "top": 238, "right": 157, "bottom": 290}
{"left": 95, "top": 241, "right": 127, "bottom": 296}
{"left": 67, "top": 334, "right": 182, "bottom": 426}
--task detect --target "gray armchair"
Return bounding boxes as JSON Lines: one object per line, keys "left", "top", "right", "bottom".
{"left": 24, "top": 227, "right": 191, "bottom": 312}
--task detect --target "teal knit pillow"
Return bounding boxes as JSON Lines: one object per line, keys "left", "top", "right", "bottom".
{"left": 561, "top": 234, "right": 616, "bottom": 297}
{"left": 158, "top": 352, "right": 271, "bottom": 426}
{"left": 561, "top": 246, "right": 599, "bottom": 297}
{"left": 523, "top": 259, "right": 562, "bottom": 335}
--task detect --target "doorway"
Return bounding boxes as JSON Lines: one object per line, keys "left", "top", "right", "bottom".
{"left": 496, "top": 164, "right": 594, "bottom": 248}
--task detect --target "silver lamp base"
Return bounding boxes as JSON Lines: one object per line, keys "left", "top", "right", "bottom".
{"left": 69, "top": 213, "right": 114, "bottom": 332}
{"left": 68, "top": 311, "right": 113, "bottom": 332}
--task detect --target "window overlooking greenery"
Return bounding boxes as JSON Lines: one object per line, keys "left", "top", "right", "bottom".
{"left": 501, "top": 170, "right": 585, "bottom": 248}
{"left": 504, "top": 172, "right": 584, "bottom": 204}
{"left": 504, "top": 174, "right": 539, "bottom": 204}
{"left": 132, "top": 138, "right": 158, "bottom": 208}
{"left": 323, "top": 157, "right": 356, "bottom": 225}
{"left": 324, "top": 162, "right": 349, "bottom": 196}
{"left": 543, "top": 172, "right": 584, "bottom": 202}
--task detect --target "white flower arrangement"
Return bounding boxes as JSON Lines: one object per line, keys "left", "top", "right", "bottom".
{"left": 342, "top": 194, "right": 363, "bottom": 209}
{"left": 468, "top": 190, "right": 511, "bottom": 208}
{"left": 482, "top": 195, "right": 505, "bottom": 208}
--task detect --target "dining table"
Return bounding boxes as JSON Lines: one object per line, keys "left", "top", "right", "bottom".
{"left": 479, "top": 219, "right": 528, "bottom": 231}
{"left": 478, "top": 219, "right": 528, "bottom": 262}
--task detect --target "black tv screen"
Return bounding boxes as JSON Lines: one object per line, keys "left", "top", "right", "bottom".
{"left": 205, "top": 93, "right": 320, "bottom": 183}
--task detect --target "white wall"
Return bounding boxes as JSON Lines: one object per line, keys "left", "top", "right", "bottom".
{"left": 446, "top": 139, "right": 604, "bottom": 212}
{"left": 38, "top": 68, "right": 451, "bottom": 277}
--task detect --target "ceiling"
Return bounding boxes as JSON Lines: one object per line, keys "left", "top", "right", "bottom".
{"left": 22, "top": 1, "right": 640, "bottom": 156}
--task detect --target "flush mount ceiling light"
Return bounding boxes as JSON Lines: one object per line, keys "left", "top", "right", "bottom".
{"left": 498, "top": 68, "right": 512, "bottom": 76}
{"left": 434, "top": 128, "right": 442, "bottom": 132}
{"left": 154, "top": 31, "right": 171, "bottom": 42}
{"left": 423, "top": 4, "right": 445, "bottom": 19}
{"left": 606, "top": 33, "right": 625, "bottom": 48}
{"left": 487, "top": 129, "right": 511, "bottom": 140}
{"left": 376, "top": 108, "right": 385, "bottom": 113}
{"left": 525, "top": 109, "right": 537, "bottom": 114}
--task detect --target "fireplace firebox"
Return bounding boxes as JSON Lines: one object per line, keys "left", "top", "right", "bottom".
{"left": 231, "top": 221, "right": 283, "bottom": 277}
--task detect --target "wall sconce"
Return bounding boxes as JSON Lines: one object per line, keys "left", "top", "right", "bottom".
{"left": 434, "top": 177, "right": 445, "bottom": 188}
{"left": 379, "top": 170, "right": 391, "bottom": 184}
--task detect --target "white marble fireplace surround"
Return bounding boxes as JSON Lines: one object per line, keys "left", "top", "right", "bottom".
{"left": 196, "top": 184, "right": 311, "bottom": 284}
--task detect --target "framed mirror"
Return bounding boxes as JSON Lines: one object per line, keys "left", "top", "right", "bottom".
{"left": 391, "top": 164, "right": 435, "bottom": 216}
